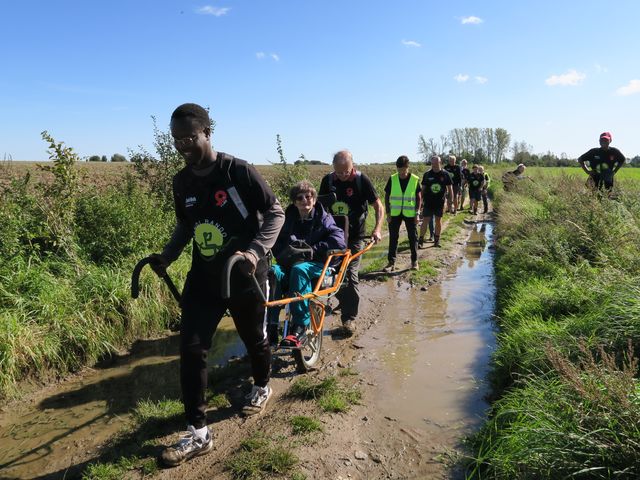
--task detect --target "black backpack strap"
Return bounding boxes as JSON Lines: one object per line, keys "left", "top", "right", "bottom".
{"left": 217, "top": 152, "right": 250, "bottom": 220}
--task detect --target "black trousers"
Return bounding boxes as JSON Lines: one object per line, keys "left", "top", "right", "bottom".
{"left": 335, "top": 239, "right": 365, "bottom": 322}
{"left": 179, "top": 267, "right": 270, "bottom": 428}
{"left": 388, "top": 215, "right": 418, "bottom": 263}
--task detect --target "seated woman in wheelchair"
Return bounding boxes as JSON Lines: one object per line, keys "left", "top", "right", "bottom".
{"left": 268, "top": 180, "right": 346, "bottom": 347}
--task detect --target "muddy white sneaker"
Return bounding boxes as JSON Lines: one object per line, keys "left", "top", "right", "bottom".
{"left": 382, "top": 262, "right": 395, "bottom": 273}
{"left": 243, "top": 385, "right": 272, "bottom": 416}
{"left": 411, "top": 260, "right": 419, "bottom": 270}
{"left": 161, "top": 425, "right": 213, "bottom": 467}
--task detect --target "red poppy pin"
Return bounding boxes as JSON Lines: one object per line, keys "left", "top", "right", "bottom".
{"left": 346, "top": 188, "right": 354, "bottom": 197}
{"left": 214, "top": 190, "right": 228, "bottom": 206}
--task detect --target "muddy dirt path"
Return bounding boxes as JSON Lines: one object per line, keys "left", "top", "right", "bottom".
{"left": 0, "top": 214, "right": 495, "bottom": 480}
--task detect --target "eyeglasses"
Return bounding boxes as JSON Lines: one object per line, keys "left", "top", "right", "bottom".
{"left": 295, "top": 193, "right": 314, "bottom": 202}
{"left": 334, "top": 169, "right": 352, "bottom": 178}
{"left": 173, "top": 133, "right": 200, "bottom": 149}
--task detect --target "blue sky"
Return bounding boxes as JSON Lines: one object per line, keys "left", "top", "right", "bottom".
{"left": 1, "top": 1, "right": 639, "bottom": 163}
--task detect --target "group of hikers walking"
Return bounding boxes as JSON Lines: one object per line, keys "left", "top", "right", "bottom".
{"left": 147, "top": 103, "right": 625, "bottom": 467}
{"left": 383, "top": 154, "right": 491, "bottom": 272}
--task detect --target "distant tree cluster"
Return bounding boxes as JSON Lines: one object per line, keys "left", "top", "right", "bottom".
{"left": 418, "top": 128, "right": 638, "bottom": 167}
{"left": 419, "top": 128, "right": 511, "bottom": 164}
{"left": 87, "top": 154, "right": 128, "bottom": 162}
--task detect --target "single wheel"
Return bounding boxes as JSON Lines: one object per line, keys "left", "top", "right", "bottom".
{"left": 293, "top": 328, "right": 323, "bottom": 373}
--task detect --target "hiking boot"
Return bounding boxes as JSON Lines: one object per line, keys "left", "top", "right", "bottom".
{"left": 243, "top": 384, "right": 272, "bottom": 416}
{"left": 433, "top": 236, "right": 441, "bottom": 248}
{"left": 267, "top": 323, "right": 279, "bottom": 347}
{"left": 418, "top": 237, "right": 425, "bottom": 249}
{"left": 382, "top": 262, "right": 395, "bottom": 273}
{"left": 161, "top": 425, "right": 213, "bottom": 467}
{"left": 342, "top": 319, "right": 354, "bottom": 335}
{"left": 411, "top": 260, "right": 419, "bottom": 270}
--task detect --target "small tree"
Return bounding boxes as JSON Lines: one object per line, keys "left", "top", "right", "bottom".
{"left": 101, "top": 155, "right": 108, "bottom": 162}
{"left": 110, "top": 153, "right": 127, "bottom": 162}
{"left": 88, "top": 155, "right": 101, "bottom": 162}
{"left": 269, "top": 134, "right": 309, "bottom": 202}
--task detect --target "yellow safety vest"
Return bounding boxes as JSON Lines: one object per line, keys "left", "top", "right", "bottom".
{"left": 390, "top": 173, "right": 419, "bottom": 217}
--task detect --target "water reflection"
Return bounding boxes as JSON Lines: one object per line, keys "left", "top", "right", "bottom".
{"left": 360, "top": 223, "right": 496, "bottom": 430}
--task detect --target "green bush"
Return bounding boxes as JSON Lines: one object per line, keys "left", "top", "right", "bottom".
{"left": 75, "top": 185, "right": 173, "bottom": 264}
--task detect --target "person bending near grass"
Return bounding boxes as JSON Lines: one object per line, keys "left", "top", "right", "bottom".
{"left": 578, "top": 131, "right": 626, "bottom": 192}
{"left": 418, "top": 155, "right": 453, "bottom": 248}
{"left": 149, "top": 103, "right": 284, "bottom": 467}
{"left": 383, "top": 155, "right": 421, "bottom": 271}
{"left": 268, "top": 181, "right": 346, "bottom": 347}
{"left": 467, "top": 164, "right": 485, "bottom": 215}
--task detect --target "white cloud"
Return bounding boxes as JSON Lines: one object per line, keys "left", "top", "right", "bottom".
{"left": 401, "top": 39, "right": 421, "bottom": 47}
{"left": 195, "top": 6, "right": 230, "bottom": 16}
{"left": 256, "top": 52, "right": 280, "bottom": 62}
{"left": 545, "top": 69, "right": 586, "bottom": 86}
{"left": 454, "top": 74, "right": 469, "bottom": 83}
{"left": 475, "top": 76, "right": 488, "bottom": 84}
{"left": 461, "top": 16, "right": 483, "bottom": 25}
{"left": 616, "top": 79, "right": 640, "bottom": 96}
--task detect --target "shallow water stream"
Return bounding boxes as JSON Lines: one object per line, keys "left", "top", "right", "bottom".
{"left": 359, "top": 222, "right": 496, "bottom": 436}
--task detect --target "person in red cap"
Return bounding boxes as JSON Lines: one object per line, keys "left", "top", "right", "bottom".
{"left": 578, "top": 132, "right": 626, "bottom": 191}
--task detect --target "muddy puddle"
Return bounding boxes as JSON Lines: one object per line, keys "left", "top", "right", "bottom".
{"left": 0, "top": 318, "right": 245, "bottom": 479}
{"left": 359, "top": 222, "right": 496, "bottom": 438}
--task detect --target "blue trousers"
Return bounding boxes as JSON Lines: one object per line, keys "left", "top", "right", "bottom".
{"left": 268, "top": 262, "right": 325, "bottom": 327}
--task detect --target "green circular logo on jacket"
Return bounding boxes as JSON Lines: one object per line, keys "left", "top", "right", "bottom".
{"left": 194, "top": 223, "right": 225, "bottom": 258}
{"left": 472, "top": 180, "right": 479, "bottom": 186}
{"left": 430, "top": 184, "right": 442, "bottom": 194}
{"left": 332, "top": 201, "right": 350, "bottom": 215}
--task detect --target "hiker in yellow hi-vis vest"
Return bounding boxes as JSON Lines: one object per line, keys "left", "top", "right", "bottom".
{"left": 383, "top": 155, "right": 422, "bottom": 271}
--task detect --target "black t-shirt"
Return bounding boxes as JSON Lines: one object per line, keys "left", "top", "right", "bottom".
{"left": 172, "top": 153, "right": 276, "bottom": 285}
{"left": 578, "top": 147, "right": 625, "bottom": 181}
{"left": 467, "top": 172, "right": 484, "bottom": 191}
{"left": 384, "top": 174, "right": 421, "bottom": 215}
{"left": 461, "top": 168, "right": 471, "bottom": 182}
{"left": 444, "top": 164, "right": 462, "bottom": 186}
{"left": 319, "top": 171, "right": 378, "bottom": 241}
{"left": 421, "top": 169, "right": 452, "bottom": 204}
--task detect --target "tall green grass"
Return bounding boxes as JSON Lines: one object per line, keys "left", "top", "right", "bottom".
{"left": 467, "top": 173, "right": 640, "bottom": 478}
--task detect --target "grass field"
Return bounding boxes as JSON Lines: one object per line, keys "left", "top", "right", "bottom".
{"left": 465, "top": 173, "right": 640, "bottom": 478}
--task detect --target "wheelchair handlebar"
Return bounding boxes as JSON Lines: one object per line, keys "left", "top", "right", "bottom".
{"left": 131, "top": 256, "right": 181, "bottom": 303}
{"left": 221, "top": 253, "right": 267, "bottom": 303}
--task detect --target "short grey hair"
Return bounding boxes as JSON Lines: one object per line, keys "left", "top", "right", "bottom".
{"left": 289, "top": 180, "right": 317, "bottom": 203}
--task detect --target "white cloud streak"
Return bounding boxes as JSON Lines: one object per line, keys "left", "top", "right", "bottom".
{"left": 545, "top": 69, "right": 586, "bottom": 86}
{"left": 616, "top": 79, "right": 640, "bottom": 96}
{"left": 195, "top": 6, "right": 230, "bottom": 16}
{"left": 401, "top": 39, "right": 421, "bottom": 47}
{"left": 256, "top": 52, "right": 280, "bottom": 62}
{"left": 475, "top": 76, "right": 488, "bottom": 84}
{"left": 454, "top": 74, "right": 470, "bottom": 83}
{"left": 461, "top": 16, "right": 483, "bottom": 24}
